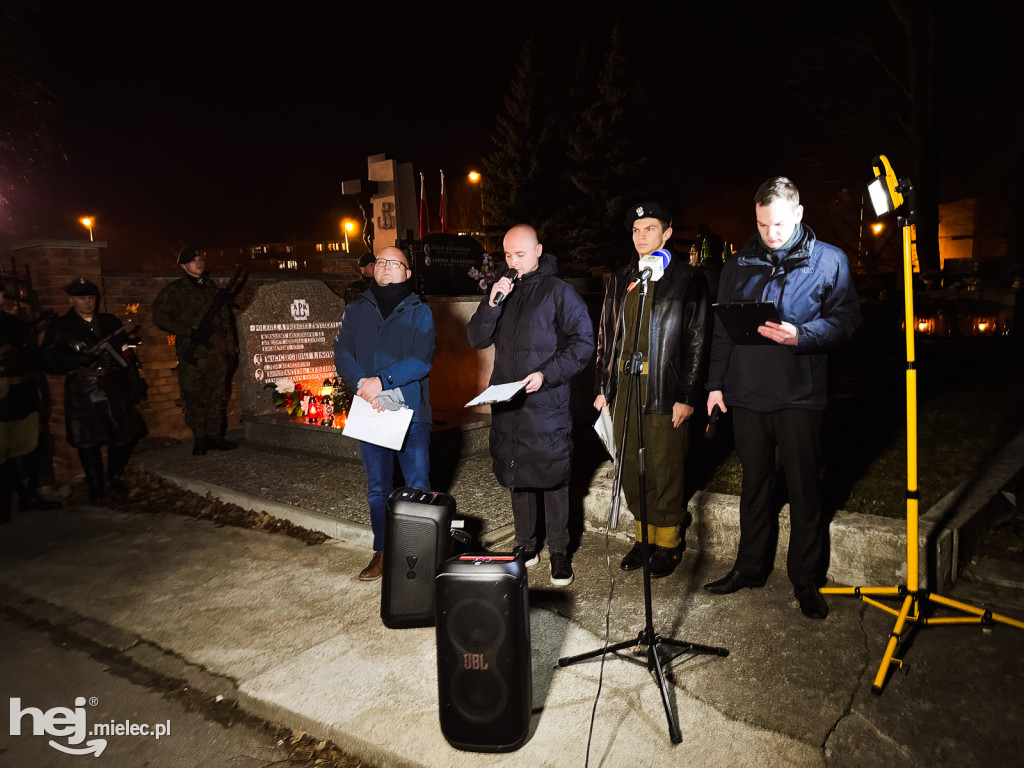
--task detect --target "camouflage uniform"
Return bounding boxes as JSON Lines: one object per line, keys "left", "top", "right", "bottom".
{"left": 152, "top": 273, "right": 238, "bottom": 445}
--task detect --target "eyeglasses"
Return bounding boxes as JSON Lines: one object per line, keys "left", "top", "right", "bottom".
{"left": 374, "top": 258, "right": 408, "bottom": 270}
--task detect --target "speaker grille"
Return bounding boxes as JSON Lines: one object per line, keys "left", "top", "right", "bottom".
{"left": 388, "top": 517, "right": 436, "bottom": 615}
{"left": 436, "top": 562, "right": 531, "bottom": 752}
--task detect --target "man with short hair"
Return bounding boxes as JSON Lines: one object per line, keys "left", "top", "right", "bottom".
{"left": 334, "top": 246, "right": 435, "bottom": 581}
{"left": 594, "top": 201, "right": 710, "bottom": 578}
{"left": 153, "top": 248, "right": 239, "bottom": 456}
{"left": 467, "top": 225, "right": 594, "bottom": 587}
{"left": 703, "top": 177, "right": 861, "bottom": 620}
{"left": 344, "top": 252, "right": 376, "bottom": 305}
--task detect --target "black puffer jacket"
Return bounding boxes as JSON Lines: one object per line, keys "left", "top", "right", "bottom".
{"left": 595, "top": 252, "right": 710, "bottom": 412}
{"left": 467, "top": 254, "right": 595, "bottom": 489}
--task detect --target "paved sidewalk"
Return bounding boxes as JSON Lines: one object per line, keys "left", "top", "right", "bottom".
{"left": 1, "top": 433, "right": 1023, "bottom": 766}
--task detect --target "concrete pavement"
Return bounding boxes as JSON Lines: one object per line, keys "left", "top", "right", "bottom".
{"left": 1, "top": 435, "right": 1023, "bottom": 766}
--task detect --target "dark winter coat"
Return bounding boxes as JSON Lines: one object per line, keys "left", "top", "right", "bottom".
{"left": 466, "top": 254, "right": 595, "bottom": 489}
{"left": 706, "top": 225, "right": 861, "bottom": 411}
{"left": 38, "top": 310, "right": 147, "bottom": 447}
{"left": 595, "top": 251, "right": 710, "bottom": 413}
{"left": 334, "top": 289, "right": 435, "bottom": 425}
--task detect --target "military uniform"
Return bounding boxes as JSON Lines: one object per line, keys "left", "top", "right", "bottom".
{"left": 152, "top": 248, "right": 238, "bottom": 454}
{"left": 38, "top": 278, "right": 147, "bottom": 500}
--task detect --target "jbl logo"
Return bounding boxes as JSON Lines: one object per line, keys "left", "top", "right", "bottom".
{"left": 463, "top": 653, "right": 489, "bottom": 670}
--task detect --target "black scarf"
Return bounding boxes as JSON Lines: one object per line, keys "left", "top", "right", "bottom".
{"left": 370, "top": 280, "right": 413, "bottom": 319}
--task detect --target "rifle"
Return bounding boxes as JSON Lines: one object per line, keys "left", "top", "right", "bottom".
{"left": 183, "top": 266, "right": 247, "bottom": 366}
{"left": 82, "top": 319, "right": 136, "bottom": 369}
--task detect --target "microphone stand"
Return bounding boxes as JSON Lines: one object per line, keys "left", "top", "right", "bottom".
{"left": 557, "top": 270, "right": 728, "bottom": 745}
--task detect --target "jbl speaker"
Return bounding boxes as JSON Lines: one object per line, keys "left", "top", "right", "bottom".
{"left": 381, "top": 487, "right": 455, "bottom": 629}
{"left": 435, "top": 554, "right": 532, "bottom": 752}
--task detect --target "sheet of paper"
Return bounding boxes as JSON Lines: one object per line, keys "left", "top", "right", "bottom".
{"left": 594, "top": 407, "right": 616, "bottom": 461}
{"left": 465, "top": 381, "right": 526, "bottom": 407}
{"left": 342, "top": 395, "right": 414, "bottom": 450}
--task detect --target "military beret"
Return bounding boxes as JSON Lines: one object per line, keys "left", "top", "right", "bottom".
{"left": 357, "top": 252, "right": 375, "bottom": 268}
{"left": 178, "top": 247, "right": 201, "bottom": 265}
{"left": 624, "top": 201, "right": 672, "bottom": 230}
{"left": 65, "top": 277, "right": 100, "bottom": 296}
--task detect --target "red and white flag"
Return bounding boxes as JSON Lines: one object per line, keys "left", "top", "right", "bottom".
{"left": 419, "top": 172, "right": 428, "bottom": 238}
{"left": 439, "top": 169, "right": 448, "bottom": 234}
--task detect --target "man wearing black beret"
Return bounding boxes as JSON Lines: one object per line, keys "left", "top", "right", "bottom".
{"left": 594, "top": 202, "right": 711, "bottom": 578}
{"left": 38, "top": 277, "right": 147, "bottom": 500}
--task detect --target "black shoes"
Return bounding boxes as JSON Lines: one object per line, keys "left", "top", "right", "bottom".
{"left": 192, "top": 438, "right": 208, "bottom": 456}
{"left": 649, "top": 546, "right": 683, "bottom": 578}
{"left": 620, "top": 541, "right": 646, "bottom": 571}
{"left": 512, "top": 546, "right": 539, "bottom": 567}
{"left": 703, "top": 569, "right": 767, "bottom": 594}
{"left": 794, "top": 583, "right": 829, "bottom": 620}
{"left": 549, "top": 551, "right": 574, "bottom": 586}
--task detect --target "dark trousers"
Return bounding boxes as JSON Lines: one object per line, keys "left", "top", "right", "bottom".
{"left": 732, "top": 407, "right": 824, "bottom": 586}
{"left": 511, "top": 485, "right": 570, "bottom": 555}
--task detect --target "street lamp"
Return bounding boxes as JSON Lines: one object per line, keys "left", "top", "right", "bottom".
{"left": 341, "top": 219, "right": 355, "bottom": 253}
{"left": 80, "top": 216, "right": 94, "bottom": 242}
{"left": 872, "top": 222, "right": 884, "bottom": 235}
{"left": 467, "top": 171, "right": 485, "bottom": 228}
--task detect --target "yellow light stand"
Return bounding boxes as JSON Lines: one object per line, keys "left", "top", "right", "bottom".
{"left": 821, "top": 155, "right": 1023, "bottom": 694}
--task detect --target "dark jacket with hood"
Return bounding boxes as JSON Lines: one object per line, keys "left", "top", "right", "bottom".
{"left": 705, "top": 224, "right": 861, "bottom": 411}
{"left": 595, "top": 251, "right": 711, "bottom": 413}
{"left": 466, "top": 253, "right": 595, "bottom": 489}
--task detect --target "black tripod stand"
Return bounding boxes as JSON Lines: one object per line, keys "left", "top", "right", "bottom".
{"left": 557, "top": 271, "right": 728, "bottom": 744}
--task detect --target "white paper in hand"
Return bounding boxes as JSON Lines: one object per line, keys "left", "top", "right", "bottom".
{"left": 343, "top": 395, "right": 414, "bottom": 450}
{"left": 594, "top": 407, "right": 616, "bottom": 461}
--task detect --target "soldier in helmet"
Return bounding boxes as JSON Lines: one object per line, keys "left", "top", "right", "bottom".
{"left": 38, "top": 278, "right": 147, "bottom": 501}
{"left": 153, "top": 247, "right": 239, "bottom": 455}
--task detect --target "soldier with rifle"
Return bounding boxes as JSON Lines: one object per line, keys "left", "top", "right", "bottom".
{"left": 153, "top": 247, "right": 242, "bottom": 455}
{"left": 38, "top": 278, "right": 147, "bottom": 501}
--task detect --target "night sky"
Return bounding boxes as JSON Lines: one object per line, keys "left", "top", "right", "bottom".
{"left": 5, "top": 1, "right": 1021, "bottom": 267}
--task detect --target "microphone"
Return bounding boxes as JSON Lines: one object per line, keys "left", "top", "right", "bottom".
{"left": 494, "top": 268, "right": 518, "bottom": 305}
{"left": 627, "top": 249, "right": 672, "bottom": 291}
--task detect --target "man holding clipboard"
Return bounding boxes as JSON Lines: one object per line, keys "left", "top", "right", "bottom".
{"left": 334, "top": 247, "right": 436, "bottom": 582}
{"left": 703, "top": 177, "right": 861, "bottom": 620}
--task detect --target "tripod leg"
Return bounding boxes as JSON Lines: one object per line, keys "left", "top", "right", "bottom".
{"left": 648, "top": 642, "right": 682, "bottom": 744}
{"left": 872, "top": 593, "right": 917, "bottom": 693}
{"left": 558, "top": 634, "right": 645, "bottom": 667}
{"left": 658, "top": 636, "right": 730, "bottom": 658}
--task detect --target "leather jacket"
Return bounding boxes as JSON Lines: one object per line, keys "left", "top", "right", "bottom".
{"left": 595, "top": 252, "right": 710, "bottom": 414}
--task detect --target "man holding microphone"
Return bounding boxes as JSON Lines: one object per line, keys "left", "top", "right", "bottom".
{"left": 467, "top": 224, "right": 594, "bottom": 587}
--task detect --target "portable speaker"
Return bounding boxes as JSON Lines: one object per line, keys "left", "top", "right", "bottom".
{"left": 381, "top": 487, "right": 455, "bottom": 629}
{"left": 435, "top": 554, "right": 532, "bottom": 752}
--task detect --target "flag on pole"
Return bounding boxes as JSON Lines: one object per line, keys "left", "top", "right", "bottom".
{"left": 419, "top": 172, "right": 428, "bottom": 238}
{"left": 439, "top": 169, "right": 448, "bottom": 235}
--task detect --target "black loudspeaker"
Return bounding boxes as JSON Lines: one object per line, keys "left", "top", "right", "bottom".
{"left": 381, "top": 487, "right": 455, "bottom": 629}
{"left": 435, "top": 554, "right": 532, "bottom": 752}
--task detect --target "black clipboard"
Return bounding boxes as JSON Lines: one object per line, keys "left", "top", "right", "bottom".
{"left": 713, "top": 302, "right": 781, "bottom": 345}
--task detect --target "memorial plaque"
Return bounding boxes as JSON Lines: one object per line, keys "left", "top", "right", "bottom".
{"left": 238, "top": 280, "right": 344, "bottom": 419}
{"left": 411, "top": 233, "right": 493, "bottom": 296}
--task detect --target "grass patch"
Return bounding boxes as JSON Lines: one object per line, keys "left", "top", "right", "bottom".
{"left": 700, "top": 339, "right": 1024, "bottom": 518}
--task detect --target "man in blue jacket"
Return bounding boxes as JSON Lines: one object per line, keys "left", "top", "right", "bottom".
{"left": 334, "top": 246, "right": 436, "bottom": 581}
{"left": 703, "top": 177, "right": 861, "bottom": 620}
{"left": 467, "top": 225, "right": 595, "bottom": 587}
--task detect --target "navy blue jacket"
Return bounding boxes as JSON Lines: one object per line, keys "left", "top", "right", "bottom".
{"left": 706, "top": 225, "right": 861, "bottom": 411}
{"left": 334, "top": 289, "right": 435, "bottom": 425}
{"left": 466, "top": 254, "right": 595, "bottom": 488}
